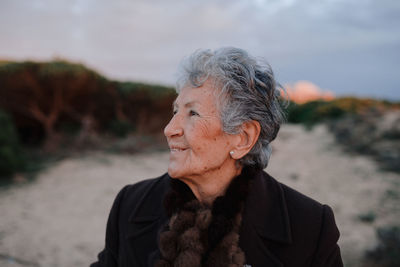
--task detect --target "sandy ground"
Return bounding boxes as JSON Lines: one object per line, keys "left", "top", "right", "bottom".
{"left": 0, "top": 124, "right": 399, "bottom": 267}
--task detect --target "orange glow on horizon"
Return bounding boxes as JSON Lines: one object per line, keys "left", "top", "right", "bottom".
{"left": 283, "top": 80, "right": 335, "bottom": 104}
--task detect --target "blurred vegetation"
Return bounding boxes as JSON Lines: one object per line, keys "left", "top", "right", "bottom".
{"left": 287, "top": 97, "right": 400, "bottom": 126}
{"left": 0, "top": 109, "right": 25, "bottom": 179}
{"left": 358, "top": 211, "right": 376, "bottom": 223}
{"left": 287, "top": 98, "right": 400, "bottom": 173}
{"left": 1, "top": 58, "right": 399, "bottom": 180}
{"left": 0, "top": 59, "right": 176, "bottom": 181}
{"left": 327, "top": 109, "right": 400, "bottom": 173}
{"left": 363, "top": 226, "right": 400, "bottom": 267}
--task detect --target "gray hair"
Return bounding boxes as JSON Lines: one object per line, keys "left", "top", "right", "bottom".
{"left": 176, "top": 47, "right": 286, "bottom": 169}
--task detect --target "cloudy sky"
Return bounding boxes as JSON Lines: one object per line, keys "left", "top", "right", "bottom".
{"left": 1, "top": 0, "right": 399, "bottom": 100}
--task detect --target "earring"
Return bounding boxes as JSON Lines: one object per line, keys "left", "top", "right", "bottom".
{"left": 229, "top": 151, "right": 234, "bottom": 156}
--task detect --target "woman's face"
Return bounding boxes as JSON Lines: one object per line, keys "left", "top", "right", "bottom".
{"left": 164, "top": 80, "right": 237, "bottom": 181}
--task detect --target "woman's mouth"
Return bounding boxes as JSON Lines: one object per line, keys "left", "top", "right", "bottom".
{"left": 170, "top": 146, "right": 187, "bottom": 152}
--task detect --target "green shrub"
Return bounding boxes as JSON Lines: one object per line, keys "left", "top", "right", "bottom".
{"left": 358, "top": 211, "right": 376, "bottom": 223}
{"left": 287, "top": 100, "right": 327, "bottom": 126}
{"left": 364, "top": 226, "right": 400, "bottom": 267}
{"left": 287, "top": 97, "right": 400, "bottom": 127}
{"left": 0, "top": 60, "right": 178, "bottom": 143}
{"left": 0, "top": 110, "right": 25, "bottom": 179}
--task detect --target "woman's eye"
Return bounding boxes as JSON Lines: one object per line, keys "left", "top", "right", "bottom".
{"left": 172, "top": 110, "right": 178, "bottom": 115}
{"left": 189, "top": 110, "right": 199, "bottom": 116}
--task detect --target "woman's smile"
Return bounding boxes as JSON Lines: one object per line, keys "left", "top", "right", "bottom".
{"left": 169, "top": 147, "right": 188, "bottom": 155}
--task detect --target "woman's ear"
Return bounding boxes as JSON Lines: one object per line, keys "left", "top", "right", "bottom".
{"left": 230, "top": 120, "right": 261, "bottom": 160}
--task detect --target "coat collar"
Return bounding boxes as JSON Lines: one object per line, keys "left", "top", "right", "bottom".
{"left": 244, "top": 169, "right": 292, "bottom": 244}
{"left": 126, "top": 169, "right": 293, "bottom": 267}
{"left": 236, "top": 169, "right": 292, "bottom": 267}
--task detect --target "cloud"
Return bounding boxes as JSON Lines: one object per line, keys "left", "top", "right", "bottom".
{"left": 0, "top": 0, "right": 399, "bottom": 99}
{"left": 284, "top": 81, "right": 335, "bottom": 103}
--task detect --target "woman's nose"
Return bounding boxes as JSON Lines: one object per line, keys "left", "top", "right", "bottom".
{"left": 164, "top": 114, "right": 183, "bottom": 137}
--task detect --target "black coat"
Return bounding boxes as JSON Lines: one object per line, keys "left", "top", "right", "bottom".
{"left": 91, "top": 169, "right": 343, "bottom": 267}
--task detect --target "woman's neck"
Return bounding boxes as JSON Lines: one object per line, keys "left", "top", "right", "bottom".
{"left": 179, "top": 164, "right": 243, "bottom": 205}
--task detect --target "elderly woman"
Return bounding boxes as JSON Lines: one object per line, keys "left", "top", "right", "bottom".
{"left": 91, "top": 47, "right": 343, "bottom": 267}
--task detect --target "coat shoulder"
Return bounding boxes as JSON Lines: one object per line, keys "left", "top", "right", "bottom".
{"left": 267, "top": 173, "right": 337, "bottom": 235}
{"left": 118, "top": 173, "right": 170, "bottom": 219}
{"left": 261, "top": 171, "right": 327, "bottom": 227}
{"left": 278, "top": 178, "right": 324, "bottom": 215}
{"left": 265, "top": 172, "right": 342, "bottom": 266}
{"left": 280, "top": 180, "right": 342, "bottom": 266}
{"left": 122, "top": 173, "right": 170, "bottom": 200}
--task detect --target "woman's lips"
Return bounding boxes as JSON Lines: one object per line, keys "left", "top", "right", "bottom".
{"left": 170, "top": 147, "right": 187, "bottom": 152}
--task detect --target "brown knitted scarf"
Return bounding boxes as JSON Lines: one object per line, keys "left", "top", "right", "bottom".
{"left": 155, "top": 167, "right": 255, "bottom": 267}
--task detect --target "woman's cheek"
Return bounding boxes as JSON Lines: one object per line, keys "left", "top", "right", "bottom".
{"left": 198, "top": 119, "right": 221, "bottom": 140}
{"left": 194, "top": 120, "right": 209, "bottom": 137}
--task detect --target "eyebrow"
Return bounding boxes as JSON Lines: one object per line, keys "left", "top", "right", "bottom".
{"left": 173, "top": 100, "right": 199, "bottom": 109}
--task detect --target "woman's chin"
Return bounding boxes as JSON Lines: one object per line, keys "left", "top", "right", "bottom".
{"left": 167, "top": 165, "right": 183, "bottom": 179}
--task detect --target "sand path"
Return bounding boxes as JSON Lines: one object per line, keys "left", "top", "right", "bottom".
{"left": 0, "top": 124, "right": 399, "bottom": 267}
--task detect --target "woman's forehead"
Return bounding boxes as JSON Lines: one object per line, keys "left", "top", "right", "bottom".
{"left": 174, "top": 85, "right": 217, "bottom": 107}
